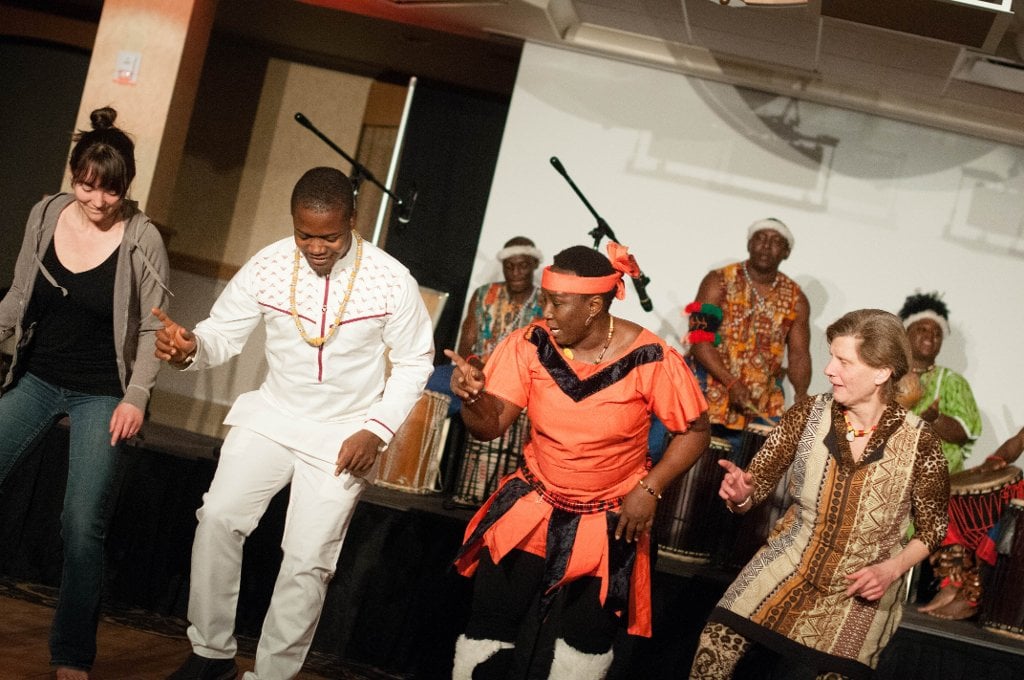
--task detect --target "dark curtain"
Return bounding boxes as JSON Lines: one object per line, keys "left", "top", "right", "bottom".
{"left": 382, "top": 77, "right": 515, "bottom": 362}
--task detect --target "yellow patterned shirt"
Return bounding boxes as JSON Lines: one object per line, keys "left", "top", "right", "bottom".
{"left": 705, "top": 262, "right": 801, "bottom": 430}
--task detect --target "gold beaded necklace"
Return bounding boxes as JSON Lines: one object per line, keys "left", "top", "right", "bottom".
{"left": 562, "top": 316, "right": 615, "bottom": 364}
{"left": 289, "top": 232, "right": 363, "bottom": 348}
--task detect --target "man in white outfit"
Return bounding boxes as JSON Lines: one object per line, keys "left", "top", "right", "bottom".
{"left": 155, "top": 167, "right": 434, "bottom": 680}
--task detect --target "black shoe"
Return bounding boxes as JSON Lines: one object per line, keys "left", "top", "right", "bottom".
{"left": 166, "top": 653, "right": 237, "bottom": 680}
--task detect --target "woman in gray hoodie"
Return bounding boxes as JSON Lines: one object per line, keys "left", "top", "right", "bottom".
{"left": 0, "top": 106, "right": 170, "bottom": 680}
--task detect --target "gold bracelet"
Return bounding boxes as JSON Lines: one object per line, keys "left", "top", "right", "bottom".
{"left": 637, "top": 477, "right": 662, "bottom": 500}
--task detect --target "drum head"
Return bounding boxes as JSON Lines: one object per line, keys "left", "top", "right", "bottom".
{"left": 950, "top": 465, "right": 1023, "bottom": 495}
{"left": 745, "top": 422, "right": 775, "bottom": 436}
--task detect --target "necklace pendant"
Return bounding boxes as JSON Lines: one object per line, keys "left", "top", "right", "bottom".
{"left": 846, "top": 430, "right": 855, "bottom": 442}
{"left": 562, "top": 347, "right": 574, "bottom": 361}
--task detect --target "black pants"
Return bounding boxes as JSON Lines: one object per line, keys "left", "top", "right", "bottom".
{"left": 466, "top": 547, "right": 620, "bottom": 655}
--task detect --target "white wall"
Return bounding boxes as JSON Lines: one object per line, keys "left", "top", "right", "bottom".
{"left": 469, "top": 42, "right": 1024, "bottom": 465}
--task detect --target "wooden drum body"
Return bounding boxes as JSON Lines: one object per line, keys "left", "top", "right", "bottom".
{"left": 377, "top": 390, "right": 451, "bottom": 493}
{"left": 980, "top": 499, "right": 1024, "bottom": 640}
{"left": 724, "top": 423, "right": 791, "bottom": 569}
{"left": 656, "top": 437, "right": 733, "bottom": 562}
{"left": 655, "top": 422, "right": 789, "bottom": 568}
{"left": 451, "top": 410, "right": 530, "bottom": 506}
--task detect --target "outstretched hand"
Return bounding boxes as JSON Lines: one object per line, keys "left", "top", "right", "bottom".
{"left": 443, "top": 349, "right": 485, "bottom": 402}
{"left": 152, "top": 307, "right": 196, "bottom": 368}
{"left": 717, "top": 458, "right": 754, "bottom": 505}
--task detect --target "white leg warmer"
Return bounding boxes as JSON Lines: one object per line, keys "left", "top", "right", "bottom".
{"left": 452, "top": 634, "right": 515, "bottom": 680}
{"left": 547, "top": 638, "right": 614, "bottom": 680}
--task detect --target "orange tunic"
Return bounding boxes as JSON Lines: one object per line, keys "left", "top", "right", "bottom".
{"left": 454, "top": 323, "right": 707, "bottom": 636}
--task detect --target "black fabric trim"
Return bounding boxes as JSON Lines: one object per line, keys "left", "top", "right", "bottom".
{"left": 454, "top": 478, "right": 532, "bottom": 564}
{"left": 708, "top": 607, "right": 874, "bottom": 680}
{"left": 604, "top": 510, "right": 637, "bottom": 613}
{"left": 526, "top": 325, "right": 663, "bottom": 402}
{"left": 540, "top": 509, "right": 580, "bottom": 616}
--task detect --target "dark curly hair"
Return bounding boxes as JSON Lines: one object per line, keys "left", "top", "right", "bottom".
{"left": 897, "top": 291, "right": 949, "bottom": 322}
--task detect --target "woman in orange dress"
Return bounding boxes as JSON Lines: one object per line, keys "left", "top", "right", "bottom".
{"left": 446, "top": 244, "right": 709, "bottom": 680}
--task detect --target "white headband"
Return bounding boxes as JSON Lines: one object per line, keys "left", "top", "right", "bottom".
{"left": 496, "top": 244, "right": 543, "bottom": 263}
{"left": 747, "top": 218, "right": 794, "bottom": 250}
{"left": 903, "top": 311, "right": 950, "bottom": 337}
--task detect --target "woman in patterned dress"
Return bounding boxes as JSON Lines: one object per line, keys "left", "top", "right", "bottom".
{"left": 690, "top": 309, "right": 949, "bottom": 680}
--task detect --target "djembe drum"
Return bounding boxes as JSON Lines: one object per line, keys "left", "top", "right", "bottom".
{"left": 655, "top": 437, "right": 733, "bottom": 561}
{"left": 718, "top": 422, "right": 792, "bottom": 568}
{"left": 946, "top": 464, "right": 1024, "bottom": 554}
{"left": 450, "top": 410, "right": 530, "bottom": 506}
{"left": 376, "top": 390, "right": 451, "bottom": 493}
{"left": 980, "top": 499, "right": 1024, "bottom": 639}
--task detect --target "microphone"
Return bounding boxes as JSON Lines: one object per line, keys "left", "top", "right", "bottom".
{"left": 550, "top": 156, "right": 567, "bottom": 177}
{"left": 396, "top": 185, "right": 418, "bottom": 225}
{"left": 632, "top": 273, "right": 653, "bottom": 312}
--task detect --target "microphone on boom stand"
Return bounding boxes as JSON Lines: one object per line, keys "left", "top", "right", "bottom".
{"left": 549, "top": 156, "right": 654, "bottom": 312}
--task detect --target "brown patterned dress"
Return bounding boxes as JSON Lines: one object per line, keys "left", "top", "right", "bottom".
{"left": 701, "top": 394, "right": 949, "bottom": 678}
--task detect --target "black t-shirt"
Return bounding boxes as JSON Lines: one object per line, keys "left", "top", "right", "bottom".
{"left": 23, "top": 239, "right": 123, "bottom": 397}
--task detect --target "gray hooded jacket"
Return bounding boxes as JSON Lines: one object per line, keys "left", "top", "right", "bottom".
{"left": 0, "top": 193, "right": 171, "bottom": 411}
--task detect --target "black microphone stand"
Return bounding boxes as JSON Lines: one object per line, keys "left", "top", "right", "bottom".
{"left": 294, "top": 112, "right": 416, "bottom": 224}
{"left": 549, "top": 157, "right": 653, "bottom": 311}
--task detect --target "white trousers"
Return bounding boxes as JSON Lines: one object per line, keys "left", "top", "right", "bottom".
{"left": 186, "top": 427, "right": 366, "bottom": 680}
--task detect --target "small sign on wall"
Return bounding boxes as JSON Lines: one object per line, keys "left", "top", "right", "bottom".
{"left": 114, "top": 51, "right": 141, "bottom": 85}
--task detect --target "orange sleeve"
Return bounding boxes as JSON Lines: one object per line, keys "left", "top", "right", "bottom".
{"left": 647, "top": 345, "right": 708, "bottom": 433}
{"left": 482, "top": 328, "right": 532, "bottom": 408}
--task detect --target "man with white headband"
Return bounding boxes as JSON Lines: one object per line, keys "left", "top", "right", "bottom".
{"left": 684, "top": 217, "right": 811, "bottom": 451}
{"left": 426, "top": 237, "right": 543, "bottom": 417}
{"left": 456, "top": 236, "right": 544, "bottom": 362}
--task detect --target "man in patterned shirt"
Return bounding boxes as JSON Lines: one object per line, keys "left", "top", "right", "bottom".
{"left": 685, "top": 218, "right": 812, "bottom": 450}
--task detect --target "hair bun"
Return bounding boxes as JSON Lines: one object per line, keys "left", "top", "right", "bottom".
{"left": 90, "top": 106, "right": 118, "bottom": 131}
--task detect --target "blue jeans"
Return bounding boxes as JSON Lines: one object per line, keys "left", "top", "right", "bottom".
{"left": 0, "top": 372, "right": 123, "bottom": 671}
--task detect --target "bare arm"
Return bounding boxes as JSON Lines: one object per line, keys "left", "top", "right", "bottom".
{"left": 919, "top": 399, "right": 969, "bottom": 446}
{"left": 443, "top": 348, "right": 521, "bottom": 441}
{"left": 979, "top": 426, "right": 1024, "bottom": 472}
{"left": 689, "top": 270, "right": 756, "bottom": 410}
{"left": 617, "top": 414, "right": 710, "bottom": 543}
{"left": 785, "top": 290, "right": 812, "bottom": 401}
{"left": 455, "top": 290, "right": 481, "bottom": 358}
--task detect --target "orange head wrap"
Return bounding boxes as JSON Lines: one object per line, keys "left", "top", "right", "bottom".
{"left": 541, "top": 242, "right": 640, "bottom": 300}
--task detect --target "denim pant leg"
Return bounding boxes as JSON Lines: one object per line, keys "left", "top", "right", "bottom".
{"left": 0, "top": 372, "right": 65, "bottom": 485}
{"left": 48, "top": 389, "right": 122, "bottom": 671}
